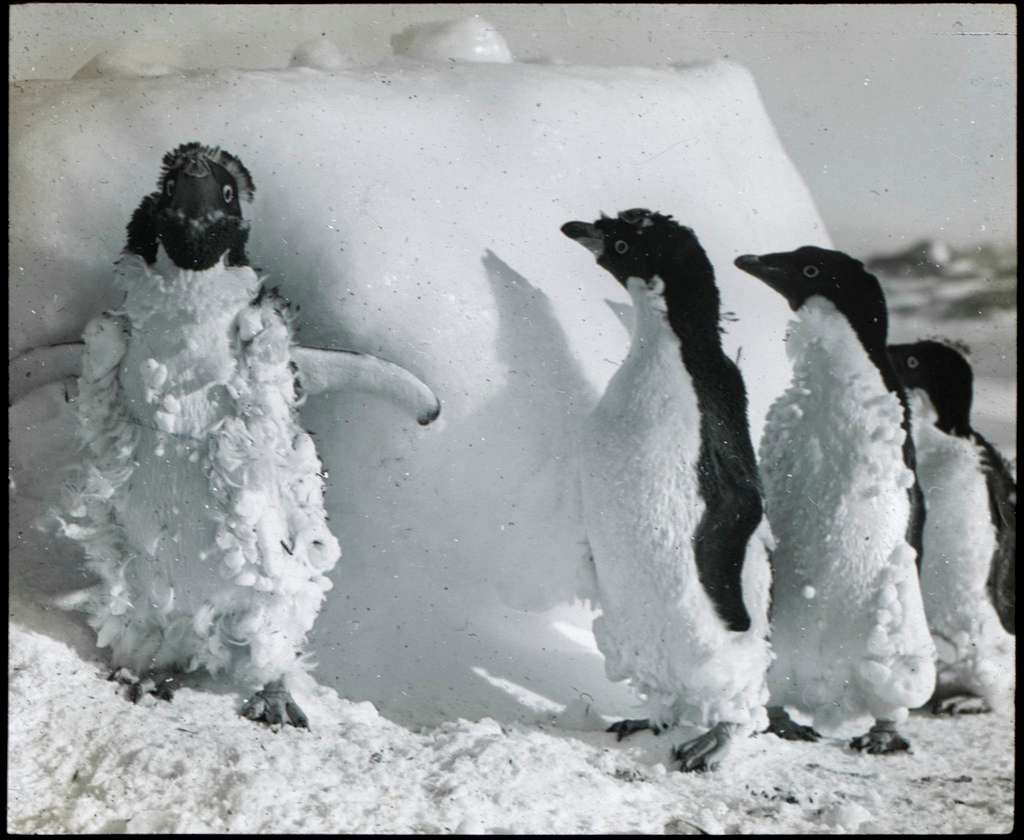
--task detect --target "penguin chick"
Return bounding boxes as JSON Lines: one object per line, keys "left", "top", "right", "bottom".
{"left": 126, "top": 141, "right": 255, "bottom": 270}
{"left": 562, "top": 209, "right": 773, "bottom": 772}
{"left": 736, "top": 246, "right": 936, "bottom": 754}
{"left": 55, "top": 143, "right": 439, "bottom": 730}
{"left": 888, "top": 339, "right": 1015, "bottom": 715}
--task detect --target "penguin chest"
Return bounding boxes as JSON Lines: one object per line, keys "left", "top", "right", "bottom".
{"left": 914, "top": 425, "right": 999, "bottom": 645}
{"left": 761, "top": 311, "right": 915, "bottom": 599}
{"left": 581, "top": 341, "right": 708, "bottom": 637}
{"left": 114, "top": 259, "right": 262, "bottom": 437}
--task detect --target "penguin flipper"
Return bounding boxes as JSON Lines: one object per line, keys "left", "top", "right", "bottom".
{"left": 692, "top": 463, "right": 763, "bottom": 633}
{"left": 8, "top": 342, "right": 85, "bottom": 407}
{"left": 292, "top": 345, "right": 441, "bottom": 426}
{"left": 124, "top": 192, "right": 161, "bottom": 264}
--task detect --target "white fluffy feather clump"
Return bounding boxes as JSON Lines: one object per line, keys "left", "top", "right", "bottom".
{"left": 909, "top": 392, "right": 1015, "bottom": 712}
{"left": 761, "top": 298, "right": 936, "bottom": 732}
{"left": 57, "top": 254, "right": 340, "bottom": 689}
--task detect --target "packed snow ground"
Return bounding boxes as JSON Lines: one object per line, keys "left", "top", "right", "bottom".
{"left": 7, "top": 620, "right": 1015, "bottom": 834}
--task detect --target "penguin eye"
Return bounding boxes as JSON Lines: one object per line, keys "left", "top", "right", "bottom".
{"left": 907, "top": 356, "right": 919, "bottom": 369}
{"left": 614, "top": 240, "right": 629, "bottom": 255}
{"left": 802, "top": 265, "right": 820, "bottom": 279}
{"left": 222, "top": 184, "right": 234, "bottom": 204}
{"left": 164, "top": 178, "right": 175, "bottom": 197}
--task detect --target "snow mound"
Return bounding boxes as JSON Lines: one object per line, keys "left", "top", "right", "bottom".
{"left": 72, "top": 41, "right": 184, "bottom": 80}
{"left": 10, "top": 59, "right": 824, "bottom": 726}
{"left": 290, "top": 37, "right": 351, "bottom": 71}
{"left": 391, "top": 16, "right": 513, "bottom": 63}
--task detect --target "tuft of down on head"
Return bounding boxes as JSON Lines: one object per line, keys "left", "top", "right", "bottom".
{"left": 125, "top": 142, "right": 256, "bottom": 271}
{"left": 888, "top": 339, "right": 975, "bottom": 437}
{"left": 158, "top": 142, "right": 255, "bottom": 203}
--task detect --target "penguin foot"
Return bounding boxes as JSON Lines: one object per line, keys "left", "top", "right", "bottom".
{"left": 241, "top": 679, "right": 309, "bottom": 729}
{"left": 849, "top": 719, "right": 911, "bottom": 754}
{"left": 108, "top": 667, "right": 178, "bottom": 703}
{"left": 606, "top": 718, "right": 660, "bottom": 742}
{"left": 671, "top": 722, "right": 741, "bottom": 772}
{"left": 766, "top": 707, "right": 821, "bottom": 741}
{"left": 931, "top": 694, "right": 991, "bottom": 716}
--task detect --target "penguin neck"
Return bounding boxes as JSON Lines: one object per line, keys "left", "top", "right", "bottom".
{"left": 631, "top": 250, "right": 728, "bottom": 378}
{"left": 800, "top": 295, "right": 905, "bottom": 400}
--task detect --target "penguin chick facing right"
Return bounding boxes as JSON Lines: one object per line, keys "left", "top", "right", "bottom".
{"left": 563, "top": 210, "right": 773, "bottom": 773}
{"left": 736, "top": 246, "right": 936, "bottom": 754}
{"left": 888, "top": 339, "right": 1015, "bottom": 715}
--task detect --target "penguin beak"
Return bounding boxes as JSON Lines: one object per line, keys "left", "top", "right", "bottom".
{"left": 561, "top": 221, "right": 605, "bottom": 257}
{"left": 734, "top": 254, "right": 799, "bottom": 308}
{"left": 170, "top": 169, "right": 225, "bottom": 221}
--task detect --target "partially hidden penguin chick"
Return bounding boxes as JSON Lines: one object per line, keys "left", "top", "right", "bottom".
{"left": 888, "top": 339, "right": 1015, "bottom": 715}
{"left": 735, "top": 246, "right": 936, "bottom": 754}
{"left": 55, "top": 142, "right": 440, "bottom": 728}
{"left": 562, "top": 210, "right": 774, "bottom": 772}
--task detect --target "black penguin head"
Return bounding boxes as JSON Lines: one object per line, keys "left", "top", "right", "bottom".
{"left": 734, "top": 246, "right": 889, "bottom": 349}
{"left": 888, "top": 339, "right": 975, "bottom": 436}
{"left": 561, "top": 209, "right": 708, "bottom": 295}
{"left": 149, "top": 142, "right": 255, "bottom": 270}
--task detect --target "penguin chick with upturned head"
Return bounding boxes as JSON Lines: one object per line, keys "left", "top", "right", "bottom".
{"left": 54, "top": 142, "right": 440, "bottom": 728}
{"left": 562, "top": 210, "right": 773, "bottom": 772}
{"left": 888, "top": 339, "right": 1015, "bottom": 715}
{"left": 736, "top": 246, "right": 936, "bottom": 754}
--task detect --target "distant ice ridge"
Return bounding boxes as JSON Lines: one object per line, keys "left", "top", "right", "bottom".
{"left": 391, "top": 16, "right": 513, "bottom": 63}
{"left": 868, "top": 238, "right": 1017, "bottom": 280}
{"left": 290, "top": 36, "right": 351, "bottom": 71}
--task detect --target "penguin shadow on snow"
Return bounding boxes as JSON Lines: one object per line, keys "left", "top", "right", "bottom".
{"left": 315, "top": 249, "right": 639, "bottom": 729}
{"left": 9, "top": 380, "right": 104, "bottom": 662}
{"left": 433, "top": 249, "right": 639, "bottom": 725}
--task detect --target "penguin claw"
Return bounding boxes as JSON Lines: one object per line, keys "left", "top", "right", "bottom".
{"left": 109, "top": 668, "right": 178, "bottom": 703}
{"left": 241, "top": 680, "right": 309, "bottom": 729}
{"left": 765, "top": 708, "right": 821, "bottom": 741}
{"left": 671, "top": 722, "right": 740, "bottom": 772}
{"left": 606, "top": 718, "right": 660, "bottom": 741}
{"left": 931, "top": 694, "right": 991, "bottom": 716}
{"left": 849, "top": 720, "right": 911, "bottom": 754}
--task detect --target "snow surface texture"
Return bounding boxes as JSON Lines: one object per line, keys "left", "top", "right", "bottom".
{"left": 581, "top": 276, "right": 772, "bottom": 734}
{"left": 54, "top": 254, "right": 340, "bottom": 689}
{"left": 391, "top": 15, "right": 513, "bottom": 64}
{"left": 908, "top": 391, "right": 1015, "bottom": 712}
{"left": 10, "top": 58, "right": 823, "bottom": 726}
{"left": 760, "top": 298, "right": 936, "bottom": 731}
{"left": 7, "top": 624, "right": 1015, "bottom": 833}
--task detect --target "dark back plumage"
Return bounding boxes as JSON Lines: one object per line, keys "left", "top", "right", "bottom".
{"left": 563, "top": 209, "right": 764, "bottom": 632}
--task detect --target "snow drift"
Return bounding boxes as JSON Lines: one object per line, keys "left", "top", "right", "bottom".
{"left": 9, "top": 57, "right": 829, "bottom": 726}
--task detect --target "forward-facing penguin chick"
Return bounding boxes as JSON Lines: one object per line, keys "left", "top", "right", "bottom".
{"left": 562, "top": 210, "right": 773, "bottom": 772}
{"left": 736, "top": 246, "right": 936, "bottom": 754}
{"left": 889, "top": 339, "right": 1015, "bottom": 715}
{"left": 56, "top": 142, "right": 440, "bottom": 728}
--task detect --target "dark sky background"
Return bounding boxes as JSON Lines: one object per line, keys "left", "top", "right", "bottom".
{"left": 10, "top": 4, "right": 1016, "bottom": 257}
